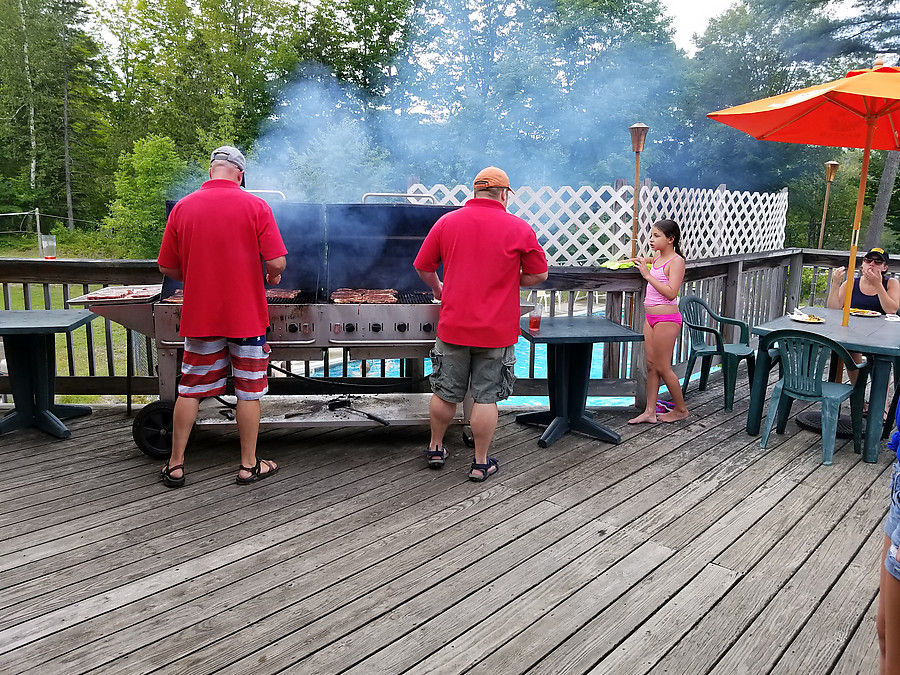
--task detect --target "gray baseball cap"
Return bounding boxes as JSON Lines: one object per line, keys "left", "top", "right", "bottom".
{"left": 210, "top": 145, "right": 246, "bottom": 171}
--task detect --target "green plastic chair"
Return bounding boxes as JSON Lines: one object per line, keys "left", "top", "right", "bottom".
{"left": 758, "top": 329, "right": 869, "bottom": 465}
{"left": 679, "top": 295, "right": 756, "bottom": 411}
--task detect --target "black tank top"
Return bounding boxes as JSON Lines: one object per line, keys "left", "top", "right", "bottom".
{"left": 850, "top": 277, "right": 885, "bottom": 313}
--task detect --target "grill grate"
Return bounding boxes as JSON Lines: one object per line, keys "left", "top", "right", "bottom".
{"left": 266, "top": 290, "right": 320, "bottom": 305}
{"left": 267, "top": 291, "right": 433, "bottom": 305}
{"left": 397, "top": 292, "right": 434, "bottom": 305}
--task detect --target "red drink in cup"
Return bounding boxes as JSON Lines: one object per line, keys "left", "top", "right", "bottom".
{"left": 528, "top": 303, "right": 542, "bottom": 330}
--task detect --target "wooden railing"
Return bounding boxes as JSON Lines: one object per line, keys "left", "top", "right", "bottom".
{"left": 0, "top": 259, "right": 161, "bottom": 396}
{"left": 0, "top": 250, "right": 870, "bottom": 406}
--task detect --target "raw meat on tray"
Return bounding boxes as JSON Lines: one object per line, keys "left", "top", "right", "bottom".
{"left": 80, "top": 285, "right": 162, "bottom": 301}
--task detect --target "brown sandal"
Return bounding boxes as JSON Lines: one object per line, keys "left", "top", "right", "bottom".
{"left": 161, "top": 462, "right": 185, "bottom": 488}
{"left": 236, "top": 458, "right": 278, "bottom": 485}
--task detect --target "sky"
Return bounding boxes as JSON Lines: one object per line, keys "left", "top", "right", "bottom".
{"left": 663, "top": 0, "right": 736, "bottom": 54}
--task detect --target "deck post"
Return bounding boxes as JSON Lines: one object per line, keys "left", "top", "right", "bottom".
{"left": 632, "top": 286, "right": 647, "bottom": 410}
{"left": 723, "top": 258, "right": 744, "bottom": 342}
{"left": 785, "top": 250, "right": 804, "bottom": 315}
{"left": 603, "top": 291, "right": 624, "bottom": 378}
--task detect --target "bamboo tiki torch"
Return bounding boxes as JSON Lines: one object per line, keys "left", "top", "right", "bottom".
{"left": 630, "top": 123, "right": 649, "bottom": 259}
{"left": 817, "top": 161, "right": 840, "bottom": 249}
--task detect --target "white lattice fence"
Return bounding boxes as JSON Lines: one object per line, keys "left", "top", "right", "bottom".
{"left": 409, "top": 183, "right": 788, "bottom": 265}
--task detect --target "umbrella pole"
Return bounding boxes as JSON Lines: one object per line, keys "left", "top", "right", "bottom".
{"left": 841, "top": 120, "right": 877, "bottom": 327}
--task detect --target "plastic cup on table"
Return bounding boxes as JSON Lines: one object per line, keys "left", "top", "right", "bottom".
{"left": 40, "top": 234, "right": 56, "bottom": 260}
{"left": 528, "top": 303, "right": 542, "bottom": 330}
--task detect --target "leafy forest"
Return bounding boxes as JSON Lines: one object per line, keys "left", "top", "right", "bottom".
{"left": 0, "top": 0, "right": 899, "bottom": 258}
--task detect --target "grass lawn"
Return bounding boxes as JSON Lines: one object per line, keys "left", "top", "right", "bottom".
{"left": 0, "top": 230, "right": 128, "bottom": 259}
{"left": 1, "top": 230, "right": 151, "bottom": 403}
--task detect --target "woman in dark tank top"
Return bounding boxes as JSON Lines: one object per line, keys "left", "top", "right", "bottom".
{"left": 827, "top": 247, "right": 900, "bottom": 316}
{"left": 826, "top": 247, "right": 900, "bottom": 399}
{"left": 852, "top": 277, "right": 889, "bottom": 313}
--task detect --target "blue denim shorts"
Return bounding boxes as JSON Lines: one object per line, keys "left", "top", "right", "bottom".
{"left": 885, "top": 461, "right": 900, "bottom": 582}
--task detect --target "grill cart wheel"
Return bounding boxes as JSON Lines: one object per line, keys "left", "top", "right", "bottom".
{"left": 132, "top": 400, "right": 177, "bottom": 459}
{"left": 462, "top": 426, "right": 475, "bottom": 448}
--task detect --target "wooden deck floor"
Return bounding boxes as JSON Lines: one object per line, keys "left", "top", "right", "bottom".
{"left": 0, "top": 371, "right": 892, "bottom": 675}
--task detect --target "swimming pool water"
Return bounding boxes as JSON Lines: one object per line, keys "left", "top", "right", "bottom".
{"left": 311, "top": 336, "right": 711, "bottom": 407}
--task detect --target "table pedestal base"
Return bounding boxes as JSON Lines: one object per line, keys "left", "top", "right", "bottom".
{"left": 795, "top": 410, "right": 856, "bottom": 439}
{"left": 516, "top": 409, "right": 617, "bottom": 448}
{"left": 516, "top": 342, "right": 621, "bottom": 447}
{"left": 0, "top": 334, "right": 91, "bottom": 439}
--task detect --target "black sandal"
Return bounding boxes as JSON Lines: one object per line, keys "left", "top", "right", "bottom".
{"left": 468, "top": 457, "right": 499, "bottom": 482}
{"left": 423, "top": 446, "right": 449, "bottom": 469}
{"left": 160, "top": 462, "right": 185, "bottom": 488}
{"left": 236, "top": 458, "right": 279, "bottom": 485}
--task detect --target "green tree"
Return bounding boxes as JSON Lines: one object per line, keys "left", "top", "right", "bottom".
{"left": 96, "top": 0, "right": 414, "bottom": 177}
{"left": 0, "top": 0, "right": 113, "bottom": 230}
{"left": 287, "top": 118, "right": 393, "bottom": 202}
{"left": 289, "top": 0, "right": 414, "bottom": 95}
{"left": 782, "top": 151, "right": 868, "bottom": 249}
{"left": 749, "top": 0, "right": 900, "bottom": 245}
{"left": 378, "top": 0, "right": 682, "bottom": 187}
{"left": 754, "top": 0, "right": 900, "bottom": 58}
{"left": 103, "top": 135, "right": 187, "bottom": 258}
{"left": 677, "top": 4, "right": 832, "bottom": 188}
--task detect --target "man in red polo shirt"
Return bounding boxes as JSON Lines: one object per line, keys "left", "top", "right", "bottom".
{"left": 414, "top": 166, "right": 548, "bottom": 481}
{"left": 157, "top": 145, "right": 287, "bottom": 487}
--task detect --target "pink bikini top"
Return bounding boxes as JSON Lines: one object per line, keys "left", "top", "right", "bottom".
{"left": 645, "top": 257, "right": 679, "bottom": 306}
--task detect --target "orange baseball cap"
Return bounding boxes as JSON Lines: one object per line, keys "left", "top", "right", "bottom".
{"left": 473, "top": 166, "right": 514, "bottom": 193}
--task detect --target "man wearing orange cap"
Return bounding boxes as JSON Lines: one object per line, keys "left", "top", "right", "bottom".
{"left": 414, "top": 167, "right": 548, "bottom": 481}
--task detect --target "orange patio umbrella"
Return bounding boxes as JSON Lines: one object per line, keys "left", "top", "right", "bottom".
{"left": 708, "top": 59, "right": 900, "bottom": 326}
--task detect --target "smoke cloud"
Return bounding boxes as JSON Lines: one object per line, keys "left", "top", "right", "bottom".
{"left": 247, "top": 0, "right": 685, "bottom": 200}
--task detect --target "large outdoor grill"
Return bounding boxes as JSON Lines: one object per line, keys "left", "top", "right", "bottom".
{"left": 71, "top": 201, "right": 464, "bottom": 457}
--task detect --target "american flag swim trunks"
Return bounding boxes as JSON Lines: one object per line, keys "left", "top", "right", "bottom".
{"left": 179, "top": 335, "right": 270, "bottom": 400}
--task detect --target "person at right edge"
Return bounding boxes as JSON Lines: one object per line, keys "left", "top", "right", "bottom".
{"left": 827, "top": 247, "right": 900, "bottom": 316}
{"left": 827, "top": 248, "right": 900, "bottom": 405}
{"left": 414, "top": 166, "right": 548, "bottom": 482}
{"left": 881, "top": 415, "right": 900, "bottom": 675}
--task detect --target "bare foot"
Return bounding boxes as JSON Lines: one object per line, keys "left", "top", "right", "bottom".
{"left": 659, "top": 409, "right": 688, "bottom": 423}
{"left": 628, "top": 412, "right": 657, "bottom": 424}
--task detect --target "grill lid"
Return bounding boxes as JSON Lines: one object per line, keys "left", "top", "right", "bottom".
{"left": 160, "top": 201, "right": 458, "bottom": 298}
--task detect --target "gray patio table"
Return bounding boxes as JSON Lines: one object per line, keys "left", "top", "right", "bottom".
{"left": 745, "top": 306, "right": 900, "bottom": 462}
{"left": 515, "top": 315, "right": 644, "bottom": 447}
{"left": 0, "top": 309, "right": 97, "bottom": 438}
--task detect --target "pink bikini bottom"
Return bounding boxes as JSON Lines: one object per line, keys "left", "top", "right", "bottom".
{"left": 646, "top": 313, "right": 683, "bottom": 327}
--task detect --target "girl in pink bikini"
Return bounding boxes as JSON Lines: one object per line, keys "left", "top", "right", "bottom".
{"left": 628, "top": 219, "right": 689, "bottom": 424}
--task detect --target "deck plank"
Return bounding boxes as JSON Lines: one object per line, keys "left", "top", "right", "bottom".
{"left": 0, "top": 366, "right": 893, "bottom": 675}
{"left": 831, "top": 592, "right": 881, "bottom": 675}
{"left": 769, "top": 525, "right": 885, "bottom": 674}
